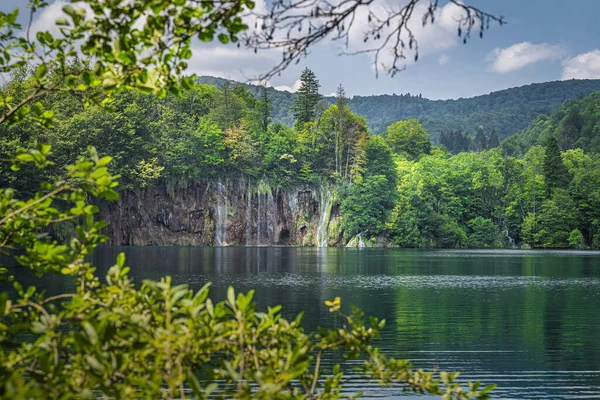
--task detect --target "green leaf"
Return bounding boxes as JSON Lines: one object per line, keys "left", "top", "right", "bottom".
{"left": 116, "top": 252, "right": 125, "bottom": 267}
{"left": 97, "top": 156, "right": 112, "bottom": 167}
{"left": 36, "top": 63, "right": 48, "bottom": 79}
{"left": 218, "top": 33, "right": 229, "bottom": 44}
{"left": 100, "top": 190, "right": 119, "bottom": 201}
{"left": 63, "top": 5, "right": 76, "bottom": 17}
{"left": 227, "top": 286, "right": 235, "bottom": 308}
{"left": 82, "top": 322, "right": 98, "bottom": 344}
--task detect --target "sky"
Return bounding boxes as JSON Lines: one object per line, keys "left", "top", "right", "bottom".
{"left": 3, "top": 0, "right": 600, "bottom": 99}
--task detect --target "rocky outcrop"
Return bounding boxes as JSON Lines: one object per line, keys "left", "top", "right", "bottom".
{"left": 98, "top": 178, "right": 344, "bottom": 246}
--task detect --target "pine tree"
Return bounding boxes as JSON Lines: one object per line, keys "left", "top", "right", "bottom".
{"left": 335, "top": 84, "right": 347, "bottom": 176}
{"left": 487, "top": 128, "right": 500, "bottom": 149}
{"left": 258, "top": 85, "right": 272, "bottom": 135}
{"left": 543, "top": 136, "right": 570, "bottom": 192}
{"left": 292, "top": 68, "right": 322, "bottom": 130}
{"left": 472, "top": 126, "right": 487, "bottom": 152}
{"left": 440, "top": 130, "right": 451, "bottom": 151}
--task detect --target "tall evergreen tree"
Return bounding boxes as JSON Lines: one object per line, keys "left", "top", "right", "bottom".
{"left": 487, "top": 128, "right": 500, "bottom": 149}
{"left": 292, "top": 68, "right": 322, "bottom": 130}
{"left": 335, "top": 84, "right": 347, "bottom": 110}
{"left": 334, "top": 84, "right": 348, "bottom": 175}
{"left": 258, "top": 85, "right": 272, "bottom": 135}
{"left": 471, "top": 126, "right": 488, "bottom": 152}
{"left": 543, "top": 136, "right": 570, "bottom": 192}
{"left": 440, "top": 130, "right": 451, "bottom": 151}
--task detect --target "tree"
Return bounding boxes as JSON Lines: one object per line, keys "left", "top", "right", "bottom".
{"left": 341, "top": 174, "right": 392, "bottom": 237}
{"left": 292, "top": 68, "right": 322, "bottom": 129}
{"left": 258, "top": 85, "right": 272, "bottom": 135}
{"left": 543, "top": 136, "right": 569, "bottom": 192}
{"left": 335, "top": 84, "right": 348, "bottom": 176}
{"left": 385, "top": 119, "right": 432, "bottom": 160}
{"left": 364, "top": 136, "right": 398, "bottom": 189}
{"left": 317, "top": 102, "right": 368, "bottom": 179}
{"left": 534, "top": 189, "right": 580, "bottom": 247}
{"left": 471, "top": 126, "right": 487, "bottom": 152}
{"left": 467, "top": 217, "right": 499, "bottom": 248}
{"left": 488, "top": 129, "right": 500, "bottom": 149}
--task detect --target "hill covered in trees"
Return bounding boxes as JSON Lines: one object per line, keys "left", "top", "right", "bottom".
{"left": 503, "top": 92, "right": 600, "bottom": 156}
{"left": 4, "top": 67, "right": 600, "bottom": 249}
{"left": 199, "top": 76, "right": 600, "bottom": 143}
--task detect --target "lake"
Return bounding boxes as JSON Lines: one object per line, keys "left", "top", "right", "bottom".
{"left": 11, "top": 247, "right": 600, "bottom": 399}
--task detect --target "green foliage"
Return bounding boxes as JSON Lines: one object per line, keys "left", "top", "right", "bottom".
{"left": 0, "top": 0, "right": 255, "bottom": 127}
{"left": 535, "top": 189, "right": 580, "bottom": 248}
{"left": 201, "top": 76, "right": 600, "bottom": 143}
{"left": 341, "top": 174, "right": 393, "bottom": 238}
{"left": 467, "top": 217, "right": 500, "bottom": 248}
{"left": 503, "top": 92, "right": 600, "bottom": 156}
{"left": 568, "top": 229, "right": 586, "bottom": 249}
{"left": 340, "top": 137, "right": 398, "bottom": 239}
{"left": 292, "top": 68, "right": 322, "bottom": 130}
{"left": 543, "top": 136, "right": 570, "bottom": 192}
{"left": 385, "top": 119, "right": 432, "bottom": 160}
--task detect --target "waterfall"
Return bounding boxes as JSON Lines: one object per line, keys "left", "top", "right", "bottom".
{"left": 257, "top": 192, "right": 263, "bottom": 246}
{"left": 266, "top": 190, "right": 276, "bottom": 244}
{"left": 245, "top": 182, "right": 252, "bottom": 246}
{"left": 315, "top": 185, "right": 332, "bottom": 247}
{"left": 357, "top": 234, "right": 366, "bottom": 248}
{"left": 501, "top": 229, "right": 517, "bottom": 249}
{"left": 214, "top": 180, "right": 228, "bottom": 246}
{"left": 345, "top": 233, "right": 366, "bottom": 248}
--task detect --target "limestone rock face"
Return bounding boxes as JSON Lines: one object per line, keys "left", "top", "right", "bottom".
{"left": 98, "top": 179, "right": 343, "bottom": 247}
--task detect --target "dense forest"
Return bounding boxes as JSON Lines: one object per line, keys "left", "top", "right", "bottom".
{"left": 198, "top": 76, "right": 600, "bottom": 142}
{"left": 3, "top": 67, "right": 600, "bottom": 249}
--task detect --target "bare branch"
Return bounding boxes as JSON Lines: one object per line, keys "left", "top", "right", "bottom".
{"left": 244, "top": 0, "right": 504, "bottom": 80}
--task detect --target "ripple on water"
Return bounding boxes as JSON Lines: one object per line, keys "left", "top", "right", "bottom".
{"left": 181, "top": 273, "right": 600, "bottom": 291}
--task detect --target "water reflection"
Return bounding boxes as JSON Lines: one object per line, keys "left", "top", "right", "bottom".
{"left": 7, "top": 246, "right": 600, "bottom": 399}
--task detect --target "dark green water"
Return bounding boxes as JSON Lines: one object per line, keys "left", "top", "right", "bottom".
{"left": 11, "top": 247, "right": 600, "bottom": 399}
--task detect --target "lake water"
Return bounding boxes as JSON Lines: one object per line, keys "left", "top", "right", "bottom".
{"left": 11, "top": 247, "right": 600, "bottom": 399}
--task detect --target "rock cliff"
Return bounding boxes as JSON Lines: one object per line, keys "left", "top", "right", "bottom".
{"left": 99, "top": 179, "right": 343, "bottom": 246}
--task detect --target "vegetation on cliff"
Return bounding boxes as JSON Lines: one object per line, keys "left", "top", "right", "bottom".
{"left": 4, "top": 64, "right": 600, "bottom": 249}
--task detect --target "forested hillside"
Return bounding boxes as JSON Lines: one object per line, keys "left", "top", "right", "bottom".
{"left": 3, "top": 67, "right": 600, "bottom": 249}
{"left": 503, "top": 92, "right": 600, "bottom": 156}
{"left": 199, "top": 76, "right": 600, "bottom": 142}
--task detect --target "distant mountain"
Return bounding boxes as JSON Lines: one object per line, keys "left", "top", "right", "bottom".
{"left": 197, "top": 76, "right": 600, "bottom": 143}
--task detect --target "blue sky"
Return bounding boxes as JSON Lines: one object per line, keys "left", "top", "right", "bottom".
{"left": 3, "top": 0, "right": 600, "bottom": 99}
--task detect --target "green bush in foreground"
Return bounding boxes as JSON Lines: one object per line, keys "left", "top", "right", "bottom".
{"left": 0, "top": 149, "right": 495, "bottom": 399}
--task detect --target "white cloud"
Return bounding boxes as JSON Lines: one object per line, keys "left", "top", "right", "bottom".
{"left": 342, "top": 1, "right": 470, "bottom": 71}
{"left": 274, "top": 79, "right": 302, "bottom": 93}
{"left": 561, "top": 50, "right": 600, "bottom": 80}
{"left": 485, "top": 42, "right": 564, "bottom": 73}
{"left": 438, "top": 54, "right": 449, "bottom": 65}
{"left": 29, "top": 1, "right": 91, "bottom": 39}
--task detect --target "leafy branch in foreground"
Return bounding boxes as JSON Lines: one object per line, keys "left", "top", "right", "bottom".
{"left": 0, "top": 149, "right": 494, "bottom": 398}
{"left": 0, "top": 0, "right": 255, "bottom": 126}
